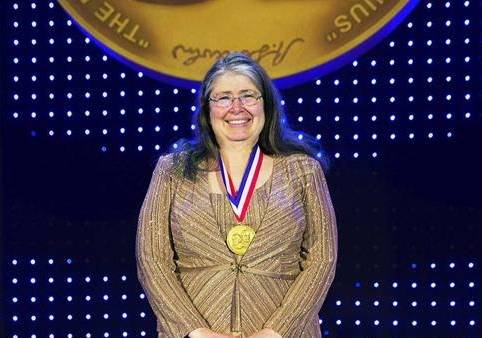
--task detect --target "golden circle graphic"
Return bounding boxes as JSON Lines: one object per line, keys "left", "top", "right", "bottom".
{"left": 58, "top": 0, "right": 419, "bottom": 87}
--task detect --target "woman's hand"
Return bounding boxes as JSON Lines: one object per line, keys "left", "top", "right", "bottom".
{"left": 188, "top": 327, "right": 236, "bottom": 338}
{"left": 246, "top": 328, "right": 282, "bottom": 338}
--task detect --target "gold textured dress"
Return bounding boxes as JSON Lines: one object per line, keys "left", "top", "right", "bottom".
{"left": 136, "top": 153, "right": 338, "bottom": 338}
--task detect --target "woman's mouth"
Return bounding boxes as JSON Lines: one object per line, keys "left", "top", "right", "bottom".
{"left": 225, "top": 119, "right": 251, "bottom": 126}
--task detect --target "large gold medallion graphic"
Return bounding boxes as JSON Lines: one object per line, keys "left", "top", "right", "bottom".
{"left": 58, "top": 0, "right": 419, "bottom": 87}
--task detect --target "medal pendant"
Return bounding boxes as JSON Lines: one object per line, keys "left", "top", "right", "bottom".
{"left": 226, "top": 225, "right": 255, "bottom": 256}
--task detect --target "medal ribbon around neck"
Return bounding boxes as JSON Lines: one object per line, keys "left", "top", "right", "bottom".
{"left": 219, "top": 144, "right": 264, "bottom": 222}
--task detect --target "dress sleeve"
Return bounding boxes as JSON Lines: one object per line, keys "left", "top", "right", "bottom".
{"left": 262, "top": 157, "right": 338, "bottom": 337}
{"left": 136, "top": 155, "right": 210, "bottom": 337}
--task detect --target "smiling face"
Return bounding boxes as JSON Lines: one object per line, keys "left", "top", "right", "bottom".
{"left": 209, "top": 72, "right": 265, "bottom": 149}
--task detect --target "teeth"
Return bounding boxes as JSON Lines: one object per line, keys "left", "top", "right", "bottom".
{"left": 227, "top": 120, "right": 249, "bottom": 125}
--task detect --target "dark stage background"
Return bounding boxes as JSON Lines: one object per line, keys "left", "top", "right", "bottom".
{"left": 1, "top": 1, "right": 481, "bottom": 337}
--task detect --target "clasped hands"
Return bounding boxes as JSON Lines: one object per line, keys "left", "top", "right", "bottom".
{"left": 188, "top": 327, "right": 282, "bottom": 338}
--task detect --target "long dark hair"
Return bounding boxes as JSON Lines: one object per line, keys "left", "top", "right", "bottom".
{"left": 174, "top": 52, "right": 326, "bottom": 180}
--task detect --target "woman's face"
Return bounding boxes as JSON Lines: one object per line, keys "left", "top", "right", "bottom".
{"left": 208, "top": 72, "right": 265, "bottom": 148}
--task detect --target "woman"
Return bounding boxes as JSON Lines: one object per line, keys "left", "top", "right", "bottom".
{"left": 136, "top": 52, "right": 338, "bottom": 338}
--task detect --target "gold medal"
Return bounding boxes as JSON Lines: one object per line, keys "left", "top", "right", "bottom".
{"left": 226, "top": 225, "right": 255, "bottom": 256}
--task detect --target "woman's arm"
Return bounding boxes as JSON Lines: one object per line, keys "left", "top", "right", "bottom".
{"left": 262, "top": 157, "right": 338, "bottom": 336}
{"left": 136, "top": 155, "right": 210, "bottom": 337}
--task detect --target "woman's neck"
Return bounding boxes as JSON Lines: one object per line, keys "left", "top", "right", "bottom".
{"left": 218, "top": 141, "right": 258, "bottom": 171}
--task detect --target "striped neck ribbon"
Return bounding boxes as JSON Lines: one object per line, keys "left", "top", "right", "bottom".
{"left": 218, "top": 144, "right": 264, "bottom": 222}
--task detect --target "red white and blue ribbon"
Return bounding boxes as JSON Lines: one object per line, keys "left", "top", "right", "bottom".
{"left": 219, "top": 144, "right": 264, "bottom": 222}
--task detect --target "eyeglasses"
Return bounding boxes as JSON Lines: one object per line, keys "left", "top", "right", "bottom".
{"left": 209, "top": 92, "right": 263, "bottom": 108}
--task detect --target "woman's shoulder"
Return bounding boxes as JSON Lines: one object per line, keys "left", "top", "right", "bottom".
{"left": 153, "top": 151, "right": 188, "bottom": 177}
{"left": 277, "top": 152, "right": 322, "bottom": 173}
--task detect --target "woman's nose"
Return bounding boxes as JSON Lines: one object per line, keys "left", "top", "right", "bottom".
{"left": 230, "top": 98, "right": 244, "bottom": 113}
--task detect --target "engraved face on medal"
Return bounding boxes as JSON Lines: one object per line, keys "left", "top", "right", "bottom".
{"left": 58, "top": 0, "right": 418, "bottom": 87}
{"left": 227, "top": 225, "right": 256, "bottom": 256}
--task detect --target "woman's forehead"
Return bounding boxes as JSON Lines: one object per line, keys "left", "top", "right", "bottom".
{"left": 211, "top": 72, "right": 258, "bottom": 93}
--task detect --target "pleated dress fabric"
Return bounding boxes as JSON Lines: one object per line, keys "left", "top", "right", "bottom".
{"left": 136, "top": 153, "right": 338, "bottom": 338}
